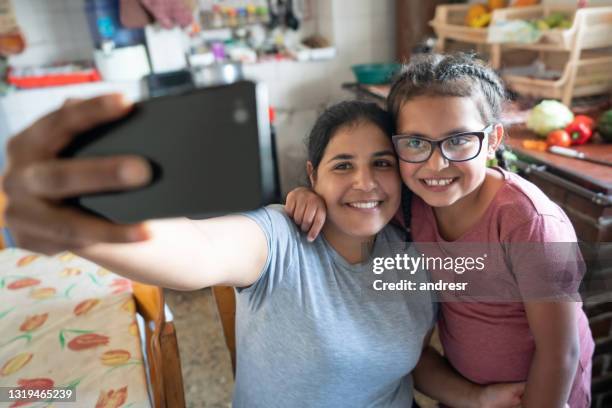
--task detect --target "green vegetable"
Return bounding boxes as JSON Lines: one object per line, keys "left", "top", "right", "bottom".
{"left": 544, "top": 12, "right": 568, "bottom": 28}
{"left": 526, "top": 100, "right": 574, "bottom": 137}
{"left": 597, "top": 109, "right": 612, "bottom": 143}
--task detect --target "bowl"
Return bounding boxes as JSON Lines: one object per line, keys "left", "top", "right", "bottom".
{"left": 351, "top": 63, "right": 401, "bottom": 85}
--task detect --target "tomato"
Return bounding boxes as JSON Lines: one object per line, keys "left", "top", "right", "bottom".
{"left": 546, "top": 129, "right": 572, "bottom": 147}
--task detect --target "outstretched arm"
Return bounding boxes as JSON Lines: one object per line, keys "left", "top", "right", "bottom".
{"left": 3, "top": 94, "right": 267, "bottom": 290}
{"left": 76, "top": 214, "right": 267, "bottom": 290}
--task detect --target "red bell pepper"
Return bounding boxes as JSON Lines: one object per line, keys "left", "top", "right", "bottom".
{"left": 572, "top": 115, "right": 595, "bottom": 129}
{"left": 565, "top": 120, "right": 592, "bottom": 145}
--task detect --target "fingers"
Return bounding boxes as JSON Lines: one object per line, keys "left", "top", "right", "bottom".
{"left": 293, "top": 199, "right": 306, "bottom": 226}
{"left": 5, "top": 198, "right": 149, "bottom": 253}
{"left": 307, "top": 209, "right": 326, "bottom": 242}
{"left": 21, "top": 94, "right": 132, "bottom": 158}
{"left": 284, "top": 187, "right": 327, "bottom": 241}
{"left": 6, "top": 156, "right": 151, "bottom": 199}
{"left": 284, "top": 191, "right": 296, "bottom": 217}
{"left": 62, "top": 97, "right": 85, "bottom": 107}
{"left": 300, "top": 205, "right": 317, "bottom": 233}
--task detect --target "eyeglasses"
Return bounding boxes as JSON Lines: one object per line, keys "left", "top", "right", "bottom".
{"left": 392, "top": 124, "right": 494, "bottom": 163}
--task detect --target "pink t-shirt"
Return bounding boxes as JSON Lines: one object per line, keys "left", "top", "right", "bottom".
{"left": 410, "top": 168, "right": 594, "bottom": 408}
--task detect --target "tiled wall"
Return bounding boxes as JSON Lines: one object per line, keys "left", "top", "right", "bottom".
{"left": 10, "top": 0, "right": 94, "bottom": 67}
{"left": 267, "top": 0, "right": 396, "bottom": 194}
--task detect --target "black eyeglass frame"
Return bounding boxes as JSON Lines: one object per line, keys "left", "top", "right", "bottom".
{"left": 391, "top": 124, "right": 495, "bottom": 163}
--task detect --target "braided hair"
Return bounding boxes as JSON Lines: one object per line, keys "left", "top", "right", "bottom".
{"left": 387, "top": 53, "right": 507, "bottom": 126}
{"left": 386, "top": 53, "right": 508, "bottom": 237}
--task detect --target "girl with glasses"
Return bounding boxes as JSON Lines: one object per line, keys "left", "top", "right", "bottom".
{"left": 287, "top": 53, "right": 594, "bottom": 408}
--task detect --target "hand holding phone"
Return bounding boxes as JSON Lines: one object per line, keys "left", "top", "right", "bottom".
{"left": 58, "top": 81, "right": 275, "bottom": 223}
{"left": 2, "top": 94, "right": 152, "bottom": 255}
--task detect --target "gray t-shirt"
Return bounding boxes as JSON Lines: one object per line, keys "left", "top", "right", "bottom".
{"left": 233, "top": 205, "right": 436, "bottom": 407}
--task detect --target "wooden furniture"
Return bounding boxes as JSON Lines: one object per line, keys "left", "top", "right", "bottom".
{"left": 0, "top": 180, "right": 5, "bottom": 249}
{"left": 212, "top": 286, "right": 237, "bottom": 377}
{"left": 429, "top": 3, "right": 512, "bottom": 68}
{"left": 395, "top": 0, "right": 447, "bottom": 61}
{"left": 505, "top": 127, "right": 611, "bottom": 242}
{"left": 429, "top": 5, "right": 612, "bottom": 106}
{"left": 132, "top": 282, "right": 186, "bottom": 408}
{"left": 501, "top": 6, "right": 612, "bottom": 106}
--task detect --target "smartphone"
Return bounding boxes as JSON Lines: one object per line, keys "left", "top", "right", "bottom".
{"left": 60, "top": 80, "right": 276, "bottom": 223}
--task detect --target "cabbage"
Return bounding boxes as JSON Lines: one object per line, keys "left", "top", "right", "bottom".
{"left": 526, "top": 100, "right": 574, "bottom": 137}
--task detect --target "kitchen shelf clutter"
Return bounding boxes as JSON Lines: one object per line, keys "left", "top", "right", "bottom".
{"left": 430, "top": 4, "right": 612, "bottom": 106}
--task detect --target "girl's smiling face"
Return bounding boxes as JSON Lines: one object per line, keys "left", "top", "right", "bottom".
{"left": 308, "top": 121, "right": 401, "bottom": 241}
{"left": 396, "top": 95, "right": 501, "bottom": 209}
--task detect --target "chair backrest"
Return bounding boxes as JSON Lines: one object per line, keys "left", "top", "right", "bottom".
{"left": 0, "top": 180, "right": 6, "bottom": 249}
{"left": 212, "top": 286, "right": 236, "bottom": 376}
{"left": 132, "top": 282, "right": 185, "bottom": 408}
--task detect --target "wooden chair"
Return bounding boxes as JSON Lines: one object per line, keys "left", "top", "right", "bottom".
{"left": 132, "top": 282, "right": 186, "bottom": 408}
{"left": 212, "top": 286, "right": 237, "bottom": 377}
{"left": 0, "top": 178, "right": 7, "bottom": 249}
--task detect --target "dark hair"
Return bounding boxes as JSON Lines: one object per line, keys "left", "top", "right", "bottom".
{"left": 307, "top": 100, "right": 394, "bottom": 174}
{"left": 387, "top": 52, "right": 507, "bottom": 125}
{"left": 386, "top": 53, "right": 508, "bottom": 239}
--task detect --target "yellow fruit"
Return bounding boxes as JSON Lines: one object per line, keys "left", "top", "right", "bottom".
{"left": 471, "top": 12, "right": 492, "bottom": 28}
{"left": 466, "top": 4, "right": 490, "bottom": 27}
{"left": 536, "top": 19, "right": 550, "bottom": 30}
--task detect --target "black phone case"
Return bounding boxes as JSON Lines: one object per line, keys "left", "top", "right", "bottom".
{"left": 59, "top": 81, "right": 276, "bottom": 223}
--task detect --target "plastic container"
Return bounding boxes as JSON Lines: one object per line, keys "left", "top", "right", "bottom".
{"left": 7, "top": 65, "right": 101, "bottom": 89}
{"left": 85, "top": 0, "right": 145, "bottom": 48}
{"left": 351, "top": 63, "right": 401, "bottom": 85}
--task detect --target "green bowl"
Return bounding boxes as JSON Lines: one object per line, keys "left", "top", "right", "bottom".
{"left": 351, "top": 63, "right": 401, "bottom": 85}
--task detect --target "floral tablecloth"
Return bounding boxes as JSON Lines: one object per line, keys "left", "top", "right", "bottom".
{"left": 0, "top": 248, "right": 151, "bottom": 408}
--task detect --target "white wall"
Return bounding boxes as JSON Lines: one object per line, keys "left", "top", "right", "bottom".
{"left": 9, "top": 0, "right": 94, "bottom": 67}
{"left": 259, "top": 0, "right": 396, "bottom": 194}
{"left": 1, "top": 0, "right": 397, "bottom": 195}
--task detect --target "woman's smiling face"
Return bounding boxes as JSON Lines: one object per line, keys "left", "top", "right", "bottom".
{"left": 395, "top": 95, "right": 496, "bottom": 209}
{"left": 308, "top": 121, "right": 401, "bottom": 241}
